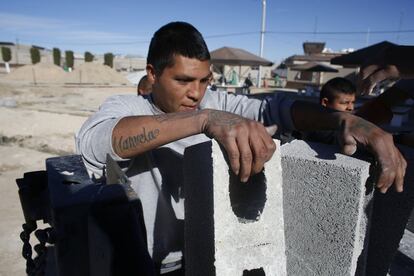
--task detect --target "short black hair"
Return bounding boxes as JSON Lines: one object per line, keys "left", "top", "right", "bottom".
{"left": 320, "top": 77, "right": 356, "bottom": 102}
{"left": 137, "top": 75, "right": 148, "bottom": 88}
{"left": 147, "top": 21, "right": 210, "bottom": 75}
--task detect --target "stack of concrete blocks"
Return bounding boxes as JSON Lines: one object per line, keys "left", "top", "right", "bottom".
{"left": 183, "top": 140, "right": 286, "bottom": 275}
{"left": 281, "top": 140, "right": 375, "bottom": 276}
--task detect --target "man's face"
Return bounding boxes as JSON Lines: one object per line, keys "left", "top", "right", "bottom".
{"left": 322, "top": 93, "right": 356, "bottom": 112}
{"left": 148, "top": 55, "right": 212, "bottom": 113}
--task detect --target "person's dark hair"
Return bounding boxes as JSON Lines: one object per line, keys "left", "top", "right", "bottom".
{"left": 147, "top": 21, "right": 210, "bottom": 75}
{"left": 320, "top": 77, "right": 356, "bottom": 102}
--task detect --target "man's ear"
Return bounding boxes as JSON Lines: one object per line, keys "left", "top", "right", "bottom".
{"left": 321, "top": 97, "right": 329, "bottom": 107}
{"left": 146, "top": 65, "right": 156, "bottom": 84}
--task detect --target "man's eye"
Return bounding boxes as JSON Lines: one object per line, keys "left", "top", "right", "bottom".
{"left": 177, "top": 79, "right": 189, "bottom": 84}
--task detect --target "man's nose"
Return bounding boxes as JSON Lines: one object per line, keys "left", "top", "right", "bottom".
{"left": 188, "top": 82, "right": 202, "bottom": 100}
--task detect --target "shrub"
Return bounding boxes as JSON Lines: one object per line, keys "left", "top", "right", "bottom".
{"left": 30, "top": 47, "right": 41, "bottom": 64}
{"left": 53, "top": 48, "right": 61, "bottom": 66}
{"left": 85, "top": 51, "right": 94, "bottom": 62}
{"left": 104, "top": 52, "right": 114, "bottom": 68}
{"left": 1, "top": 47, "right": 11, "bottom": 63}
{"left": 65, "top": 50, "right": 74, "bottom": 69}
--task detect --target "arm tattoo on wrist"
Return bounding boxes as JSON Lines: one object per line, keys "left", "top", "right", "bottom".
{"left": 207, "top": 110, "right": 243, "bottom": 130}
{"left": 113, "top": 127, "right": 160, "bottom": 153}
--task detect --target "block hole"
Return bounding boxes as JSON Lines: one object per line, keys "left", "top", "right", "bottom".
{"left": 229, "top": 170, "right": 266, "bottom": 223}
{"left": 243, "top": 267, "right": 265, "bottom": 275}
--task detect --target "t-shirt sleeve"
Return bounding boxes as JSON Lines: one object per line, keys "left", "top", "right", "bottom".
{"left": 260, "top": 92, "right": 296, "bottom": 135}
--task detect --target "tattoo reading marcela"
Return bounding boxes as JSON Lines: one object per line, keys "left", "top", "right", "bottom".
{"left": 114, "top": 127, "right": 160, "bottom": 152}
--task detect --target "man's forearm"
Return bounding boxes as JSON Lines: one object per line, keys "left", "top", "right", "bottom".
{"left": 290, "top": 101, "right": 342, "bottom": 131}
{"left": 291, "top": 100, "right": 380, "bottom": 142}
{"left": 112, "top": 110, "right": 207, "bottom": 158}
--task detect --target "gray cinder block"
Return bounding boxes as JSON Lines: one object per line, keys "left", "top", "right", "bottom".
{"left": 281, "top": 140, "right": 374, "bottom": 276}
{"left": 184, "top": 140, "right": 286, "bottom": 276}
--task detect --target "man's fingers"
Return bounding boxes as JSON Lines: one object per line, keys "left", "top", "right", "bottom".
{"left": 359, "top": 64, "right": 381, "bottom": 82}
{"left": 250, "top": 136, "right": 276, "bottom": 175}
{"left": 224, "top": 140, "right": 240, "bottom": 177}
{"left": 342, "top": 143, "right": 357, "bottom": 156}
{"left": 394, "top": 172, "right": 405, "bottom": 193}
{"left": 251, "top": 125, "right": 277, "bottom": 176}
{"left": 265, "top": 125, "right": 278, "bottom": 136}
{"left": 359, "top": 69, "right": 386, "bottom": 95}
{"left": 337, "top": 120, "right": 357, "bottom": 156}
{"left": 376, "top": 145, "right": 406, "bottom": 194}
{"left": 211, "top": 114, "right": 276, "bottom": 183}
{"left": 386, "top": 150, "right": 406, "bottom": 193}
{"left": 236, "top": 135, "right": 253, "bottom": 183}
{"left": 376, "top": 172, "right": 394, "bottom": 194}
{"left": 358, "top": 65, "right": 400, "bottom": 95}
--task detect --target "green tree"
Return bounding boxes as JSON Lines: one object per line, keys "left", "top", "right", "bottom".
{"left": 84, "top": 51, "right": 94, "bottom": 62}
{"left": 1, "top": 47, "right": 11, "bottom": 63}
{"left": 30, "top": 47, "right": 41, "bottom": 64}
{"left": 1, "top": 46, "right": 11, "bottom": 73}
{"left": 65, "top": 50, "right": 74, "bottom": 69}
{"left": 53, "top": 48, "right": 61, "bottom": 66}
{"left": 104, "top": 52, "right": 114, "bottom": 68}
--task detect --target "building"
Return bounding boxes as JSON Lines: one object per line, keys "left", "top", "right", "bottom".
{"left": 0, "top": 42, "right": 53, "bottom": 68}
{"left": 283, "top": 42, "right": 357, "bottom": 90}
{"left": 0, "top": 42, "right": 147, "bottom": 72}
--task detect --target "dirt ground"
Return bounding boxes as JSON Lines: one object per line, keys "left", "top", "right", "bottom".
{"left": 0, "top": 79, "right": 136, "bottom": 275}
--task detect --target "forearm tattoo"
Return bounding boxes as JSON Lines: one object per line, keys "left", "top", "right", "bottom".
{"left": 113, "top": 127, "right": 160, "bottom": 153}
{"left": 349, "top": 118, "right": 374, "bottom": 136}
{"left": 207, "top": 110, "right": 243, "bottom": 130}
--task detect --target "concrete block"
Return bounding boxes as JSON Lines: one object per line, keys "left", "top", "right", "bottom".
{"left": 184, "top": 140, "right": 286, "bottom": 276}
{"left": 281, "top": 140, "right": 374, "bottom": 276}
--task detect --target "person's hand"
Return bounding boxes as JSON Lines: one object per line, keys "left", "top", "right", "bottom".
{"left": 337, "top": 113, "right": 407, "bottom": 193}
{"left": 358, "top": 64, "right": 414, "bottom": 95}
{"left": 358, "top": 45, "right": 414, "bottom": 95}
{"left": 202, "top": 109, "right": 277, "bottom": 182}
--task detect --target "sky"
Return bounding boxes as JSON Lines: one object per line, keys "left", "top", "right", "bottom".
{"left": 1, "top": 0, "right": 413, "bottom": 64}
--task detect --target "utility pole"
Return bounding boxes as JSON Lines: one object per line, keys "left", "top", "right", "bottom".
{"left": 257, "top": 0, "right": 266, "bottom": 88}
{"left": 365, "top": 28, "right": 370, "bottom": 46}
{"left": 15, "top": 38, "right": 19, "bottom": 65}
{"left": 313, "top": 16, "right": 318, "bottom": 40}
{"left": 396, "top": 12, "right": 404, "bottom": 43}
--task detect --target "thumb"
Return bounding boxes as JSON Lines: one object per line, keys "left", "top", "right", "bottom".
{"left": 342, "top": 143, "right": 357, "bottom": 156}
{"left": 337, "top": 121, "right": 357, "bottom": 155}
{"left": 265, "top": 125, "right": 278, "bottom": 136}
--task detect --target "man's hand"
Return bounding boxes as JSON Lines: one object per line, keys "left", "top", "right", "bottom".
{"left": 291, "top": 100, "right": 407, "bottom": 193}
{"left": 337, "top": 113, "right": 407, "bottom": 193}
{"left": 358, "top": 45, "right": 414, "bottom": 95}
{"left": 202, "top": 109, "right": 277, "bottom": 182}
{"left": 359, "top": 64, "right": 402, "bottom": 95}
